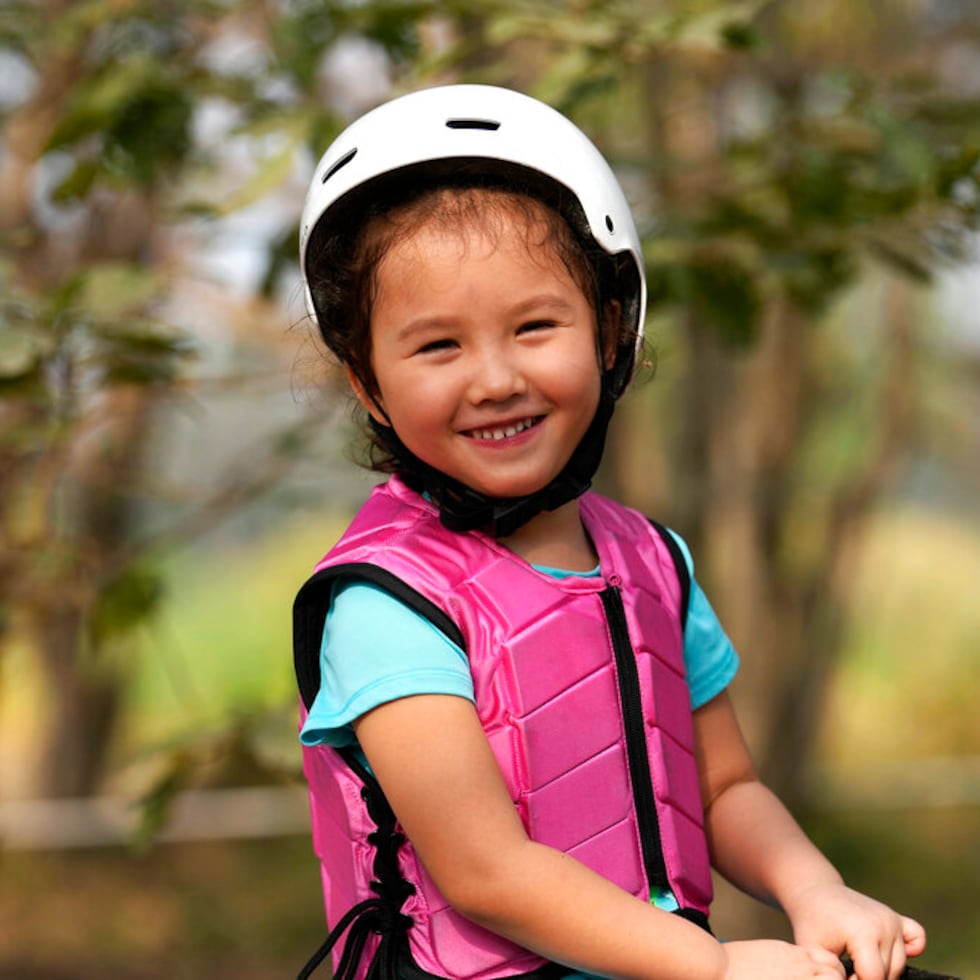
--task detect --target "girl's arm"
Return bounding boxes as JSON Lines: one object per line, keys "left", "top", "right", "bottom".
{"left": 354, "top": 693, "right": 845, "bottom": 980}
{"left": 693, "top": 691, "right": 927, "bottom": 980}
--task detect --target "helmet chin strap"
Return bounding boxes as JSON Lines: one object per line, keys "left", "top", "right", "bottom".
{"left": 370, "top": 381, "right": 616, "bottom": 539}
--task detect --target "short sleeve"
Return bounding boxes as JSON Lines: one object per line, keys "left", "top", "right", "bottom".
{"left": 666, "top": 529, "right": 741, "bottom": 710}
{"left": 299, "top": 579, "right": 475, "bottom": 747}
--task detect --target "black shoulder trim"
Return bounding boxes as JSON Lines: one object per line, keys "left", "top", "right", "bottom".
{"left": 648, "top": 521, "right": 691, "bottom": 629}
{"left": 293, "top": 562, "right": 467, "bottom": 710}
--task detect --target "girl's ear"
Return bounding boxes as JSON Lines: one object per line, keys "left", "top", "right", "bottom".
{"left": 344, "top": 365, "right": 390, "bottom": 427}
{"left": 601, "top": 300, "right": 623, "bottom": 372}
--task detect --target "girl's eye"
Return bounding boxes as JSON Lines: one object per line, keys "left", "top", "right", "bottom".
{"left": 518, "top": 320, "right": 555, "bottom": 334}
{"left": 416, "top": 338, "right": 457, "bottom": 354}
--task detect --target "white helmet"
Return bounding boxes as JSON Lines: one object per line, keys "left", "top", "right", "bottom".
{"left": 299, "top": 83, "right": 646, "bottom": 395}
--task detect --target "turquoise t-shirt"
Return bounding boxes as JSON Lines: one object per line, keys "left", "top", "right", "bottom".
{"left": 300, "top": 529, "right": 738, "bottom": 980}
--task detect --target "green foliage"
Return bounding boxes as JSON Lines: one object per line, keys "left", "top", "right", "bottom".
{"left": 89, "top": 563, "right": 165, "bottom": 645}
{"left": 0, "top": 316, "right": 51, "bottom": 391}
{"left": 131, "top": 745, "right": 198, "bottom": 851}
{"left": 45, "top": 57, "right": 193, "bottom": 190}
{"left": 270, "top": 2, "right": 341, "bottom": 90}
{"left": 646, "top": 249, "right": 763, "bottom": 347}
{"left": 0, "top": 262, "right": 194, "bottom": 406}
{"left": 642, "top": 71, "right": 980, "bottom": 340}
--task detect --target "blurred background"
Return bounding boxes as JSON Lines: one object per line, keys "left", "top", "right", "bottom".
{"left": 1, "top": 1, "right": 978, "bottom": 977}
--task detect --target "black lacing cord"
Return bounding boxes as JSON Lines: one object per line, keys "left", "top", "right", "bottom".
{"left": 297, "top": 896, "right": 381, "bottom": 979}
{"left": 298, "top": 773, "right": 415, "bottom": 980}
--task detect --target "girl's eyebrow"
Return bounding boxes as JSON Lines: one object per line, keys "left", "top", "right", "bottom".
{"left": 508, "top": 293, "right": 577, "bottom": 317}
{"left": 392, "top": 316, "right": 457, "bottom": 345}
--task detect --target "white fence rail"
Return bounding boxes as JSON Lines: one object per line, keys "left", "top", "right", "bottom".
{"left": 2, "top": 756, "right": 979, "bottom": 851}
{"left": 0, "top": 785, "right": 310, "bottom": 851}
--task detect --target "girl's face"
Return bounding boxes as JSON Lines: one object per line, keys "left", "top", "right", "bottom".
{"left": 352, "top": 200, "right": 610, "bottom": 502}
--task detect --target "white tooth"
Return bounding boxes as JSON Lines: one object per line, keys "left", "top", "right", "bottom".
{"left": 470, "top": 418, "right": 537, "bottom": 440}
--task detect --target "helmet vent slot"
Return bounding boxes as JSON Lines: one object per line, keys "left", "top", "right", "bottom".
{"left": 445, "top": 118, "right": 500, "bottom": 131}
{"left": 322, "top": 148, "right": 357, "bottom": 184}
{"left": 605, "top": 215, "right": 615, "bottom": 232}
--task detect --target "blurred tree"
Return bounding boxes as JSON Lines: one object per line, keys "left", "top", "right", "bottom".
{"left": 1, "top": 0, "right": 204, "bottom": 796}
{"left": 425, "top": 0, "right": 980, "bottom": 804}
{"left": 2, "top": 0, "right": 978, "bottom": 819}
{"left": 621, "top": 1, "right": 980, "bottom": 801}
{"left": 0, "top": 0, "right": 372, "bottom": 797}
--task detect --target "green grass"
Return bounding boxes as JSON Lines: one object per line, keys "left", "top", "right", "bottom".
{"left": 817, "top": 505, "right": 980, "bottom": 763}
{"left": 806, "top": 505, "right": 980, "bottom": 978}
{"left": 120, "top": 510, "right": 352, "bottom": 749}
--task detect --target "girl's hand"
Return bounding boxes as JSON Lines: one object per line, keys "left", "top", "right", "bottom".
{"left": 720, "top": 939, "right": 845, "bottom": 979}
{"left": 786, "top": 882, "right": 927, "bottom": 980}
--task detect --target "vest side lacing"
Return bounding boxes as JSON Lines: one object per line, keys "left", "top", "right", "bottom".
{"left": 298, "top": 753, "right": 415, "bottom": 980}
{"left": 298, "top": 749, "right": 573, "bottom": 980}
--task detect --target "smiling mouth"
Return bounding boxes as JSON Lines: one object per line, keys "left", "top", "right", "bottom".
{"left": 465, "top": 416, "right": 543, "bottom": 442}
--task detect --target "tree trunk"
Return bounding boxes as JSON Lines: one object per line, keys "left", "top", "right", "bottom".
{"left": 760, "top": 277, "right": 918, "bottom": 800}
{"left": 32, "top": 604, "right": 123, "bottom": 798}
{"left": 27, "top": 382, "right": 158, "bottom": 798}
{"left": 700, "top": 297, "right": 808, "bottom": 764}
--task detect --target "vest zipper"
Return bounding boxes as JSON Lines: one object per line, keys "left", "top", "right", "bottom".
{"left": 600, "top": 584, "right": 670, "bottom": 892}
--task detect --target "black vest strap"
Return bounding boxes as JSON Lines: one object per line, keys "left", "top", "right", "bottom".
{"left": 648, "top": 519, "right": 691, "bottom": 628}
{"left": 294, "top": 562, "right": 465, "bottom": 711}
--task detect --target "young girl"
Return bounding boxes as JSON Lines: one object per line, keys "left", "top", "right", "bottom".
{"left": 292, "top": 84, "right": 926, "bottom": 980}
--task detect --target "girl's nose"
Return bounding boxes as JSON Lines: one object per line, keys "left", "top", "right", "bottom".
{"left": 467, "top": 347, "right": 528, "bottom": 404}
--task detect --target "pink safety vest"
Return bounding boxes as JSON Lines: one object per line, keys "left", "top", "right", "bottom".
{"left": 293, "top": 476, "right": 713, "bottom": 980}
